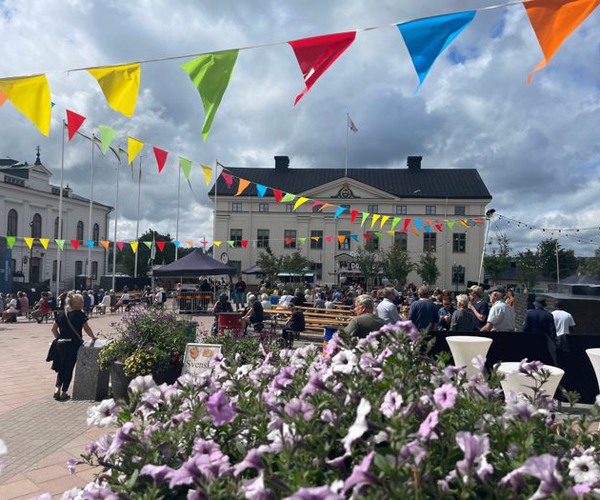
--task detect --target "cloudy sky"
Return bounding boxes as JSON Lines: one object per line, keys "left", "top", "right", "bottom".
{"left": 1, "top": 0, "right": 599, "bottom": 256}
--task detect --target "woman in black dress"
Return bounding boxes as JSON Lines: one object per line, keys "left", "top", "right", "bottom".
{"left": 50, "top": 293, "right": 97, "bottom": 401}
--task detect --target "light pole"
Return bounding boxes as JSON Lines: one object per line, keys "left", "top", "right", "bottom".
{"left": 28, "top": 220, "right": 34, "bottom": 282}
{"left": 477, "top": 208, "right": 495, "bottom": 286}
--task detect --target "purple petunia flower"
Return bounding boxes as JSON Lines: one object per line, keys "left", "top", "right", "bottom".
{"left": 504, "top": 393, "right": 537, "bottom": 421}
{"left": 207, "top": 389, "right": 236, "bottom": 426}
{"left": 104, "top": 422, "right": 135, "bottom": 459}
{"left": 233, "top": 448, "right": 265, "bottom": 476}
{"left": 186, "top": 489, "right": 207, "bottom": 500}
{"left": 241, "top": 472, "right": 270, "bottom": 500}
{"left": 285, "top": 485, "right": 343, "bottom": 499}
{"left": 66, "top": 458, "right": 77, "bottom": 475}
{"left": 300, "top": 373, "right": 327, "bottom": 397}
{"left": 399, "top": 440, "right": 427, "bottom": 465}
{"left": 343, "top": 451, "right": 378, "bottom": 493}
{"left": 501, "top": 454, "right": 562, "bottom": 499}
{"left": 518, "top": 359, "right": 545, "bottom": 375}
{"left": 380, "top": 390, "right": 403, "bottom": 418}
{"left": 455, "top": 432, "right": 493, "bottom": 483}
{"left": 271, "top": 366, "right": 297, "bottom": 392}
{"left": 140, "top": 464, "right": 174, "bottom": 483}
{"left": 80, "top": 484, "right": 119, "bottom": 499}
{"left": 285, "top": 398, "right": 315, "bottom": 421}
{"left": 169, "top": 442, "right": 231, "bottom": 487}
{"left": 433, "top": 383, "right": 458, "bottom": 411}
{"left": 417, "top": 410, "right": 439, "bottom": 442}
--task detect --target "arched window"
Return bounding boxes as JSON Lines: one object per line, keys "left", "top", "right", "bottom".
{"left": 31, "top": 213, "right": 42, "bottom": 238}
{"left": 54, "top": 216, "right": 63, "bottom": 239}
{"left": 7, "top": 209, "right": 18, "bottom": 237}
{"left": 76, "top": 221, "right": 84, "bottom": 241}
{"left": 93, "top": 223, "right": 100, "bottom": 242}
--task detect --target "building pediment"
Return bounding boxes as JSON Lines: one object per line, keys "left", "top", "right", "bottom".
{"left": 302, "top": 178, "right": 394, "bottom": 201}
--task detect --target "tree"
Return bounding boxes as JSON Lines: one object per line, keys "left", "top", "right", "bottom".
{"left": 380, "top": 242, "right": 414, "bottom": 289}
{"left": 483, "top": 234, "right": 511, "bottom": 285}
{"left": 353, "top": 240, "right": 380, "bottom": 292}
{"left": 416, "top": 252, "right": 440, "bottom": 286}
{"left": 256, "top": 247, "right": 282, "bottom": 284}
{"left": 580, "top": 248, "right": 600, "bottom": 280}
{"left": 516, "top": 249, "right": 541, "bottom": 290}
{"left": 281, "top": 251, "right": 310, "bottom": 283}
{"left": 537, "top": 238, "right": 577, "bottom": 281}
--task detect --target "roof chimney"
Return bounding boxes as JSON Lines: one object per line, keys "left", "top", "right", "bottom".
{"left": 407, "top": 156, "right": 422, "bottom": 172}
{"left": 274, "top": 155, "right": 290, "bottom": 172}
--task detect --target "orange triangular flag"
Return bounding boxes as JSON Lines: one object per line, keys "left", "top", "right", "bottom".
{"left": 319, "top": 203, "right": 333, "bottom": 211}
{"left": 0, "top": 88, "right": 7, "bottom": 106}
{"left": 235, "top": 178, "right": 251, "bottom": 196}
{"left": 100, "top": 240, "right": 110, "bottom": 250}
{"left": 525, "top": 0, "right": 600, "bottom": 83}
{"left": 337, "top": 235, "right": 346, "bottom": 245}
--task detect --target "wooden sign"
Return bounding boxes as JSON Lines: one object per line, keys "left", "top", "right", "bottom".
{"left": 181, "top": 343, "right": 222, "bottom": 376}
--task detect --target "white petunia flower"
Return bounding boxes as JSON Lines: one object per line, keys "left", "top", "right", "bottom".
{"left": 569, "top": 455, "right": 600, "bottom": 484}
{"left": 331, "top": 350, "right": 358, "bottom": 375}
{"left": 86, "top": 399, "right": 119, "bottom": 427}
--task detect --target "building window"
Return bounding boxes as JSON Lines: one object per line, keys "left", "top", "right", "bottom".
{"left": 75, "top": 260, "right": 83, "bottom": 275}
{"left": 309, "top": 262, "right": 323, "bottom": 281}
{"left": 310, "top": 230, "right": 323, "bottom": 249}
{"left": 76, "top": 221, "right": 84, "bottom": 241}
{"left": 93, "top": 223, "right": 100, "bottom": 242}
{"left": 52, "top": 260, "right": 58, "bottom": 282}
{"left": 393, "top": 232, "right": 407, "bottom": 251}
{"left": 338, "top": 230, "right": 351, "bottom": 250}
{"left": 425, "top": 205, "right": 436, "bottom": 215}
{"left": 454, "top": 205, "right": 466, "bottom": 216}
{"left": 91, "top": 261, "right": 98, "bottom": 280}
{"left": 396, "top": 205, "right": 407, "bottom": 215}
{"left": 231, "top": 202, "right": 242, "bottom": 212}
{"left": 258, "top": 203, "right": 269, "bottom": 213}
{"left": 31, "top": 213, "right": 42, "bottom": 238}
{"left": 7, "top": 209, "right": 18, "bottom": 237}
{"left": 366, "top": 231, "right": 379, "bottom": 250}
{"left": 230, "top": 229, "right": 243, "bottom": 247}
{"left": 284, "top": 230, "right": 296, "bottom": 249}
{"left": 286, "top": 204, "right": 294, "bottom": 213}
{"left": 54, "top": 216, "right": 64, "bottom": 239}
{"left": 423, "top": 233, "right": 437, "bottom": 252}
{"left": 368, "top": 204, "right": 378, "bottom": 214}
{"left": 452, "top": 264, "right": 465, "bottom": 285}
{"left": 257, "top": 229, "right": 270, "bottom": 248}
{"left": 453, "top": 233, "right": 466, "bottom": 253}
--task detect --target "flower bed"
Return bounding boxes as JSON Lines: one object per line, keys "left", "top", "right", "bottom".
{"left": 71, "top": 321, "right": 600, "bottom": 498}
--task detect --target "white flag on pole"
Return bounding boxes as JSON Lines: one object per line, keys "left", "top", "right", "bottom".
{"left": 347, "top": 114, "right": 358, "bottom": 133}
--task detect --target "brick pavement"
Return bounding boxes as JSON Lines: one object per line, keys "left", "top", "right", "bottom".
{"left": 0, "top": 310, "right": 215, "bottom": 499}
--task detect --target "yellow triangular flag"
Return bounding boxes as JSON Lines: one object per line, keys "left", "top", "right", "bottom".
{"left": 186, "top": 239, "right": 194, "bottom": 247}
{"left": 130, "top": 241, "right": 139, "bottom": 254}
{"left": 0, "top": 74, "right": 51, "bottom": 135}
{"left": 294, "top": 197, "right": 310, "bottom": 211}
{"left": 370, "top": 214, "right": 381, "bottom": 228}
{"left": 88, "top": 63, "right": 141, "bottom": 117}
{"left": 39, "top": 238, "right": 49, "bottom": 250}
{"left": 127, "top": 137, "right": 144, "bottom": 165}
{"left": 24, "top": 237, "right": 34, "bottom": 249}
{"left": 380, "top": 215, "right": 390, "bottom": 229}
{"left": 201, "top": 164, "right": 212, "bottom": 186}
{"left": 213, "top": 241, "right": 222, "bottom": 247}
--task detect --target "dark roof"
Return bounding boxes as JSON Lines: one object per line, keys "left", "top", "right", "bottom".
{"left": 0, "top": 158, "right": 29, "bottom": 179}
{"left": 209, "top": 166, "right": 492, "bottom": 200}
{"left": 153, "top": 249, "right": 236, "bottom": 277}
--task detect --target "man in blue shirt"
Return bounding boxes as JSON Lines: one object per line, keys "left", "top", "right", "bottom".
{"left": 408, "top": 285, "right": 438, "bottom": 332}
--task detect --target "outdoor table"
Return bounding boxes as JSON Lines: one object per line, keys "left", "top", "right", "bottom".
{"left": 218, "top": 312, "right": 243, "bottom": 334}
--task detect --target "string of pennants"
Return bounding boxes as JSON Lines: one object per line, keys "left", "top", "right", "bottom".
{"left": 0, "top": 0, "right": 597, "bottom": 140}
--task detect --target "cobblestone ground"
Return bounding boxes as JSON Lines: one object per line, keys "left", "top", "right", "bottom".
{"left": 0, "top": 310, "right": 214, "bottom": 499}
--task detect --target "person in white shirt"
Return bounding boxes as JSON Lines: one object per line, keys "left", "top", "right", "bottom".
{"left": 552, "top": 300, "right": 575, "bottom": 336}
{"left": 481, "top": 288, "right": 515, "bottom": 332}
{"left": 376, "top": 287, "right": 401, "bottom": 324}
{"left": 260, "top": 293, "right": 271, "bottom": 311}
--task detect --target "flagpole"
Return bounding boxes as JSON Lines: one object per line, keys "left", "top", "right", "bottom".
{"left": 111, "top": 150, "right": 121, "bottom": 292}
{"left": 87, "top": 135, "right": 95, "bottom": 288}
{"left": 175, "top": 163, "right": 181, "bottom": 260}
{"left": 55, "top": 121, "right": 66, "bottom": 297}
{"left": 134, "top": 155, "right": 142, "bottom": 278}
{"left": 345, "top": 113, "right": 349, "bottom": 177}
{"left": 213, "top": 160, "right": 218, "bottom": 300}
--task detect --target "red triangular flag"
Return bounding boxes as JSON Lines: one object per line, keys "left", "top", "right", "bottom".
{"left": 272, "top": 189, "right": 283, "bottom": 202}
{"left": 153, "top": 147, "right": 168, "bottom": 173}
{"left": 70, "top": 239, "right": 80, "bottom": 251}
{"left": 402, "top": 219, "right": 412, "bottom": 233}
{"left": 363, "top": 233, "right": 371, "bottom": 240}
{"left": 156, "top": 241, "right": 166, "bottom": 252}
{"left": 116, "top": 241, "right": 124, "bottom": 251}
{"left": 288, "top": 31, "right": 356, "bottom": 105}
{"left": 241, "top": 239, "right": 248, "bottom": 249}
{"left": 66, "top": 110, "right": 86, "bottom": 141}
{"left": 350, "top": 209, "right": 359, "bottom": 224}
{"left": 325, "top": 235, "right": 333, "bottom": 242}
{"left": 221, "top": 172, "right": 234, "bottom": 188}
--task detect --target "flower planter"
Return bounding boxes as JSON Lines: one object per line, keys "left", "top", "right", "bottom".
{"left": 152, "top": 364, "right": 183, "bottom": 385}
{"left": 497, "top": 361, "right": 564, "bottom": 399}
{"left": 446, "top": 335, "right": 493, "bottom": 377}
{"left": 110, "top": 361, "right": 132, "bottom": 402}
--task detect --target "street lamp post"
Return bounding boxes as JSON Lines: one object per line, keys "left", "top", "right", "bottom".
{"left": 29, "top": 220, "right": 34, "bottom": 282}
{"left": 477, "top": 208, "right": 495, "bottom": 286}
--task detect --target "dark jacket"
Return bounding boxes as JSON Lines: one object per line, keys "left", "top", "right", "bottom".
{"left": 523, "top": 307, "right": 557, "bottom": 341}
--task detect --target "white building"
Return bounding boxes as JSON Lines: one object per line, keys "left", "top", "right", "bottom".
{"left": 210, "top": 156, "right": 493, "bottom": 289}
{"left": 0, "top": 150, "right": 112, "bottom": 291}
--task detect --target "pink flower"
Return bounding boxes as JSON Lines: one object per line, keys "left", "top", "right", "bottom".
{"left": 433, "top": 384, "right": 458, "bottom": 411}
{"left": 207, "top": 389, "right": 236, "bottom": 426}
{"left": 417, "top": 410, "right": 439, "bottom": 441}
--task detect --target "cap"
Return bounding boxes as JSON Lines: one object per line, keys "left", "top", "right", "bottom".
{"left": 489, "top": 286, "right": 506, "bottom": 296}
{"left": 534, "top": 296, "right": 547, "bottom": 307}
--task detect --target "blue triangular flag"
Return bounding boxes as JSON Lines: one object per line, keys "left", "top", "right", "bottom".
{"left": 86, "top": 240, "right": 95, "bottom": 249}
{"left": 256, "top": 184, "right": 267, "bottom": 198}
{"left": 397, "top": 10, "right": 476, "bottom": 91}
{"left": 414, "top": 218, "right": 421, "bottom": 231}
{"left": 351, "top": 234, "right": 359, "bottom": 242}
{"left": 333, "top": 206, "right": 347, "bottom": 219}
{"left": 173, "top": 240, "right": 181, "bottom": 248}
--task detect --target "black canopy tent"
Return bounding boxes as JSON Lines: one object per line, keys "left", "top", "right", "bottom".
{"left": 153, "top": 249, "right": 236, "bottom": 278}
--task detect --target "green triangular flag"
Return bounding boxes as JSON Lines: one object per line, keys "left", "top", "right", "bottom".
{"left": 281, "top": 193, "right": 296, "bottom": 203}
{"left": 55, "top": 239, "right": 65, "bottom": 250}
{"left": 98, "top": 124, "right": 116, "bottom": 154}
{"left": 179, "top": 156, "right": 192, "bottom": 180}
{"left": 6, "top": 236, "right": 16, "bottom": 249}
{"left": 447, "top": 220, "right": 456, "bottom": 230}
{"left": 391, "top": 216, "right": 402, "bottom": 231}
{"left": 181, "top": 50, "right": 239, "bottom": 141}
{"left": 143, "top": 241, "right": 152, "bottom": 249}
{"left": 361, "top": 212, "right": 370, "bottom": 227}
{"left": 227, "top": 240, "right": 235, "bottom": 248}
{"left": 298, "top": 237, "right": 307, "bottom": 244}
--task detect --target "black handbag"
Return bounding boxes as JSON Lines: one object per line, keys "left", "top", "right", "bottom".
{"left": 46, "top": 339, "right": 59, "bottom": 362}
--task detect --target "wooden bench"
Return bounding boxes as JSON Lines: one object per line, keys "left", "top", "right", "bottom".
{"left": 266, "top": 306, "right": 354, "bottom": 336}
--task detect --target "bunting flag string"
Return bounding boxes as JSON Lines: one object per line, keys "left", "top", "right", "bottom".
{"left": 2, "top": 1, "right": 596, "bottom": 137}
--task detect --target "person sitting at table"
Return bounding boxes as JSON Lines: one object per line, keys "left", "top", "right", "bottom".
{"left": 281, "top": 304, "right": 305, "bottom": 349}
{"left": 31, "top": 292, "right": 52, "bottom": 323}
{"left": 212, "top": 293, "right": 234, "bottom": 334}
{"left": 241, "top": 294, "right": 264, "bottom": 333}
{"left": 342, "top": 294, "right": 385, "bottom": 339}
